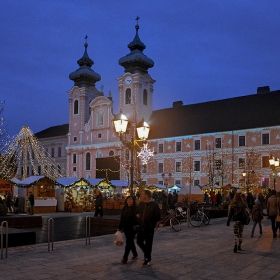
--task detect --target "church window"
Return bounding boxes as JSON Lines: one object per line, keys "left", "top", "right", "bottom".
{"left": 74, "top": 100, "right": 79, "bottom": 115}
{"left": 96, "top": 150, "right": 103, "bottom": 158}
{"left": 97, "top": 110, "right": 104, "bottom": 125}
{"left": 125, "top": 88, "right": 132, "bottom": 104}
{"left": 73, "top": 153, "right": 77, "bottom": 164}
{"left": 143, "top": 89, "right": 148, "bottom": 105}
{"left": 86, "top": 152, "right": 91, "bottom": 170}
{"left": 98, "top": 133, "right": 101, "bottom": 138}
{"left": 109, "top": 150, "right": 114, "bottom": 157}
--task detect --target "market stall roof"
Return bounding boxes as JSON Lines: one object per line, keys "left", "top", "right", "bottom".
{"left": 111, "top": 180, "right": 129, "bottom": 187}
{"left": 0, "top": 177, "right": 16, "bottom": 185}
{"left": 10, "top": 177, "right": 21, "bottom": 184}
{"left": 178, "top": 185, "right": 203, "bottom": 195}
{"left": 169, "top": 184, "right": 183, "bottom": 191}
{"left": 16, "top": 176, "right": 61, "bottom": 188}
{"left": 148, "top": 184, "right": 166, "bottom": 190}
{"left": 88, "top": 178, "right": 102, "bottom": 186}
{"left": 57, "top": 177, "right": 92, "bottom": 187}
{"left": 94, "top": 178, "right": 114, "bottom": 189}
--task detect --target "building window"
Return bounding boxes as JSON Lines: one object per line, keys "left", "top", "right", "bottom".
{"left": 262, "top": 133, "right": 269, "bottom": 145}
{"left": 38, "top": 166, "right": 41, "bottom": 175}
{"left": 194, "top": 161, "right": 200, "bottom": 172}
{"left": 27, "top": 166, "right": 29, "bottom": 175}
{"left": 109, "top": 150, "right": 114, "bottom": 157}
{"left": 158, "top": 143, "right": 163, "bottom": 153}
{"left": 158, "top": 163, "right": 163, "bottom": 173}
{"left": 143, "top": 89, "right": 148, "bottom": 105}
{"left": 74, "top": 137, "right": 77, "bottom": 142}
{"left": 215, "top": 159, "right": 222, "bottom": 170}
{"left": 142, "top": 181, "right": 146, "bottom": 186}
{"left": 86, "top": 152, "right": 91, "bottom": 170}
{"left": 194, "top": 140, "right": 200, "bottom": 150}
{"left": 215, "top": 138, "right": 221, "bottom": 148}
{"left": 239, "top": 136, "right": 245, "bottom": 147}
{"left": 96, "top": 151, "right": 103, "bottom": 158}
{"left": 125, "top": 88, "right": 131, "bottom": 104}
{"left": 97, "top": 110, "right": 104, "bottom": 126}
{"left": 176, "top": 142, "right": 181, "bottom": 152}
{"left": 194, "top": 179, "right": 200, "bottom": 186}
{"left": 262, "top": 156, "right": 269, "bottom": 168}
{"left": 142, "top": 166, "right": 147, "bottom": 173}
{"left": 158, "top": 180, "right": 163, "bottom": 185}
{"left": 98, "top": 133, "right": 102, "bottom": 139}
{"left": 262, "top": 178, "right": 269, "bottom": 188}
{"left": 239, "top": 158, "right": 245, "bottom": 169}
{"left": 73, "top": 166, "right": 76, "bottom": 172}
{"left": 175, "top": 180, "right": 181, "bottom": 185}
{"left": 51, "top": 147, "right": 55, "bottom": 158}
{"left": 74, "top": 100, "right": 79, "bottom": 115}
{"left": 58, "top": 165, "right": 61, "bottom": 174}
{"left": 45, "top": 148, "right": 48, "bottom": 156}
{"left": 125, "top": 149, "right": 130, "bottom": 161}
{"left": 73, "top": 154, "right": 77, "bottom": 164}
{"left": 175, "top": 162, "right": 182, "bottom": 172}
{"left": 58, "top": 147, "right": 62, "bottom": 157}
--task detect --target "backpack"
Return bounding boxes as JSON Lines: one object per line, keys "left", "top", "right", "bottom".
{"left": 242, "top": 205, "right": 251, "bottom": 225}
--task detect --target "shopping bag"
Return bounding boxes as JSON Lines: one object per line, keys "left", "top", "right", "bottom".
{"left": 114, "top": 231, "right": 123, "bottom": 246}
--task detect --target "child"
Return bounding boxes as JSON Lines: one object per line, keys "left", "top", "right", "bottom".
{"left": 251, "top": 196, "right": 263, "bottom": 237}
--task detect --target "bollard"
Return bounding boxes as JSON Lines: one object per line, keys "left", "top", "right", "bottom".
{"left": 187, "top": 208, "right": 190, "bottom": 228}
{"left": 48, "top": 218, "right": 54, "bottom": 251}
{"left": 1, "top": 221, "right": 8, "bottom": 259}
{"left": 85, "top": 216, "right": 91, "bottom": 245}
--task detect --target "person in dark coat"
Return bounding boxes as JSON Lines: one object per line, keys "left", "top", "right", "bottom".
{"left": 117, "top": 196, "right": 138, "bottom": 264}
{"left": 246, "top": 192, "right": 254, "bottom": 211}
{"left": 227, "top": 190, "right": 248, "bottom": 252}
{"left": 6, "top": 191, "right": 13, "bottom": 213}
{"left": 94, "top": 189, "right": 103, "bottom": 217}
{"left": 267, "top": 190, "right": 279, "bottom": 238}
{"left": 136, "top": 190, "right": 160, "bottom": 266}
{"left": 251, "top": 196, "right": 263, "bottom": 237}
{"left": 28, "top": 191, "right": 35, "bottom": 215}
{"left": 14, "top": 195, "right": 19, "bottom": 214}
{"left": 216, "top": 191, "right": 222, "bottom": 209}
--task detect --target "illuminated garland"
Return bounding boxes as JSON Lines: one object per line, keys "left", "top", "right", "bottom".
{"left": 137, "top": 143, "right": 154, "bottom": 165}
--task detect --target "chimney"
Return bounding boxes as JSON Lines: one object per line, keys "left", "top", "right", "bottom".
{"left": 257, "top": 86, "right": 270, "bottom": 95}
{"left": 173, "top": 101, "right": 183, "bottom": 108}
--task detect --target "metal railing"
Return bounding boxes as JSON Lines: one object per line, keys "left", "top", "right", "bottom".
{"left": 48, "top": 218, "right": 54, "bottom": 251}
{"left": 85, "top": 216, "right": 91, "bottom": 245}
{"left": 1, "top": 221, "right": 8, "bottom": 259}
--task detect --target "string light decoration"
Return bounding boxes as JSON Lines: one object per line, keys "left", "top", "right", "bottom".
{"left": 0, "top": 126, "right": 65, "bottom": 180}
{"left": 137, "top": 143, "right": 154, "bottom": 165}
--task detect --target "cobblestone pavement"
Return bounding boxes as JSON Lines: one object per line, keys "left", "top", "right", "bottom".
{"left": 1, "top": 217, "right": 280, "bottom": 280}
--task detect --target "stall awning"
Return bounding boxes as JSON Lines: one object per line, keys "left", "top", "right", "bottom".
{"left": 16, "top": 176, "right": 62, "bottom": 188}
{"left": 57, "top": 177, "right": 91, "bottom": 187}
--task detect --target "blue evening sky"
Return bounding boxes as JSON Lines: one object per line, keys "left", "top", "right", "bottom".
{"left": 1, "top": 1, "right": 280, "bottom": 136}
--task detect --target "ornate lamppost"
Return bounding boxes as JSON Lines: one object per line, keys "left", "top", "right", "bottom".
{"left": 162, "top": 173, "right": 172, "bottom": 193}
{"left": 269, "top": 156, "right": 279, "bottom": 190}
{"left": 113, "top": 112, "right": 152, "bottom": 196}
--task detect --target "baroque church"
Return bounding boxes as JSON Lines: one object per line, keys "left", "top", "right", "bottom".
{"left": 33, "top": 20, "right": 280, "bottom": 192}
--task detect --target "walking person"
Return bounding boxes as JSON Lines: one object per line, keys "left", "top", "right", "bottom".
{"left": 136, "top": 190, "right": 160, "bottom": 266}
{"left": 267, "top": 189, "right": 279, "bottom": 238}
{"left": 28, "top": 191, "right": 35, "bottom": 215}
{"left": 6, "top": 191, "right": 13, "bottom": 213}
{"left": 94, "top": 189, "right": 103, "bottom": 217}
{"left": 117, "top": 196, "right": 138, "bottom": 264}
{"left": 227, "top": 189, "right": 248, "bottom": 252}
{"left": 14, "top": 195, "right": 19, "bottom": 214}
{"left": 251, "top": 195, "right": 263, "bottom": 237}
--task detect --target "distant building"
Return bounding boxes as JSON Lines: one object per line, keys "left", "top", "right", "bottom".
{"left": 34, "top": 21, "right": 280, "bottom": 192}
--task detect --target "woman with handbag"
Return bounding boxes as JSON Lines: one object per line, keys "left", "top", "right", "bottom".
{"left": 117, "top": 196, "right": 138, "bottom": 264}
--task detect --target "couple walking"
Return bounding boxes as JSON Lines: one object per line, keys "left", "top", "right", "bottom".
{"left": 117, "top": 190, "right": 160, "bottom": 267}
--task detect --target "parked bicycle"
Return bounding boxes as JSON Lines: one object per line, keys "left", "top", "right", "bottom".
{"left": 190, "top": 208, "right": 210, "bottom": 227}
{"left": 154, "top": 209, "right": 181, "bottom": 232}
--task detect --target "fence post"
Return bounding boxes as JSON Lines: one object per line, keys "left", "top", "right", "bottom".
{"left": 48, "top": 218, "right": 54, "bottom": 251}
{"left": 85, "top": 216, "right": 91, "bottom": 245}
{"left": 1, "top": 221, "right": 8, "bottom": 259}
{"left": 187, "top": 208, "right": 190, "bottom": 228}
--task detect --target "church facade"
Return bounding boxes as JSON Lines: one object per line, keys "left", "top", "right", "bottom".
{"left": 34, "top": 20, "right": 280, "bottom": 192}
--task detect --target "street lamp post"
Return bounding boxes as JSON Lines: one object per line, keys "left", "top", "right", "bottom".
{"left": 242, "top": 170, "right": 255, "bottom": 193}
{"left": 269, "top": 156, "right": 279, "bottom": 190}
{"left": 162, "top": 173, "right": 172, "bottom": 193}
{"left": 113, "top": 112, "right": 151, "bottom": 196}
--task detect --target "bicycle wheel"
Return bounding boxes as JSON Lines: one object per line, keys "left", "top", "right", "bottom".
{"left": 202, "top": 214, "right": 210, "bottom": 225}
{"left": 190, "top": 213, "right": 202, "bottom": 227}
{"left": 170, "top": 217, "right": 181, "bottom": 232}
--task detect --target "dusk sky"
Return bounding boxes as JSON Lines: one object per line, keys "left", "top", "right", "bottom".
{"left": 1, "top": 1, "right": 280, "bottom": 137}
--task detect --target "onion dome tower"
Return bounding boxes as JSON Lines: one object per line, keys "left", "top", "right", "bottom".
{"left": 69, "top": 36, "right": 101, "bottom": 87}
{"left": 119, "top": 16, "right": 154, "bottom": 74}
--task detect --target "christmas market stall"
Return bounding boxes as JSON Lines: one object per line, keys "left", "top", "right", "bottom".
{"left": 178, "top": 185, "right": 204, "bottom": 205}
{"left": 16, "top": 176, "right": 61, "bottom": 214}
{"left": 57, "top": 177, "right": 101, "bottom": 212}
{"left": 93, "top": 178, "right": 116, "bottom": 209}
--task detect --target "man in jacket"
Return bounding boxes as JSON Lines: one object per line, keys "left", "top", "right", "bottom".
{"left": 267, "top": 190, "right": 279, "bottom": 238}
{"left": 94, "top": 189, "right": 103, "bottom": 217}
{"left": 136, "top": 190, "right": 160, "bottom": 266}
